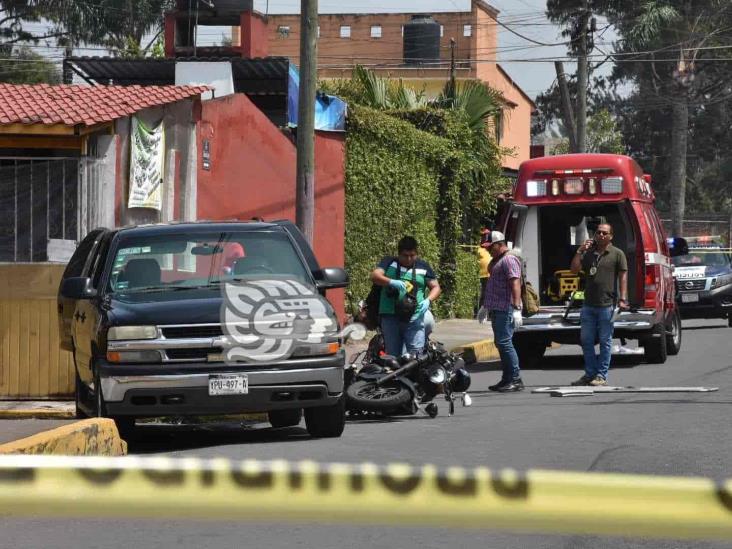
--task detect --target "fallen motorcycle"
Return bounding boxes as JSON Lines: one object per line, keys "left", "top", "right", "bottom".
{"left": 345, "top": 339, "right": 472, "bottom": 418}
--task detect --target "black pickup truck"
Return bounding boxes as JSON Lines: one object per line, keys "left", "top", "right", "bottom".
{"left": 57, "top": 220, "right": 349, "bottom": 438}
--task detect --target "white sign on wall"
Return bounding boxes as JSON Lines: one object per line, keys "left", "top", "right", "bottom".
{"left": 128, "top": 117, "right": 165, "bottom": 211}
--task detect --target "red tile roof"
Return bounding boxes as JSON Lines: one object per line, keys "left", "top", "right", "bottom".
{"left": 0, "top": 83, "right": 210, "bottom": 127}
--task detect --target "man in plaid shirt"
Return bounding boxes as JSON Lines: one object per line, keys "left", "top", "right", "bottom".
{"left": 478, "top": 231, "right": 525, "bottom": 392}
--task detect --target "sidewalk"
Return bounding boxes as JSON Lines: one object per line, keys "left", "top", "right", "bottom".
{"left": 345, "top": 318, "right": 497, "bottom": 365}
{"left": 0, "top": 400, "right": 74, "bottom": 419}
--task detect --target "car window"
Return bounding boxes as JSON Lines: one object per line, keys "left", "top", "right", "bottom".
{"left": 107, "top": 230, "right": 313, "bottom": 294}
{"left": 673, "top": 250, "right": 732, "bottom": 268}
{"left": 61, "top": 229, "right": 103, "bottom": 279}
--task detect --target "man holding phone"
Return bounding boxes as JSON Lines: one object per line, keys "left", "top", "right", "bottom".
{"left": 569, "top": 223, "right": 629, "bottom": 386}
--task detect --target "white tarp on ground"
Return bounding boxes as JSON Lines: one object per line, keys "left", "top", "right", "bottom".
{"left": 128, "top": 117, "right": 164, "bottom": 210}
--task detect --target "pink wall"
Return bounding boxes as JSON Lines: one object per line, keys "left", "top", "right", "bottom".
{"left": 197, "top": 94, "right": 347, "bottom": 321}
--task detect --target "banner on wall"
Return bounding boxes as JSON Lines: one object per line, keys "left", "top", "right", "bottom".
{"left": 128, "top": 117, "right": 165, "bottom": 210}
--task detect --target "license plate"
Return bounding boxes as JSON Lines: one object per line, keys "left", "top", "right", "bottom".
{"left": 681, "top": 293, "right": 699, "bottom": 303}
{"left": 208, "top": 374, "right": 248, "bottom": 396}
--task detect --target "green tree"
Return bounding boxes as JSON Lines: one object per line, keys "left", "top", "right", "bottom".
{"left": 551, "top": 109, "right": 624, "bottom": 155}
{"left": 0, "top": 45, "right": 59, "bottom": 83}
{"left": 544, "top": 0, "right": 732, "bottom": 232}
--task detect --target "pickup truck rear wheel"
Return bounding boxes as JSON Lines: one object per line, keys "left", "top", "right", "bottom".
{"left": 728, "top": 313, "right": 732, "bottom": 328}
{"left": 642, "top": 324, "right": 667, "bottom": 364}
{"left": 74, "top": 370, "right": 90, "bottom": 419}
{"left": 304, "top": 397, "right": 346, "bottom": 438}
{"left": 268, "top": 408, "right": 303, "bottom": 428}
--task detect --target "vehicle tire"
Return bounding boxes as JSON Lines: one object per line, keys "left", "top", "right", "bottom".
{"left": 513, "top": 335, "right": 547, "bottom": 369}
{"left": 728, "top": 313, "right": 732, "bottom": 328}
{"left": 74, "top": 370, "right": 90, "bottom": 419}
{"left": 643, "top": 324, "right": 667, "bottom": 364}
{"left": 666, "top": 310, "right": 682, "bottom": 356}
{"left": 345, "top": 379, "right": 412, "bottom": 412}
{"left": 93, "top": 369, "right": 135, "bottom": 439}
{"left": 304, "top": 397, "right": 346, "bottom": 438}
{"left": 268, "top": 408, "right": 303, "bottom": 428}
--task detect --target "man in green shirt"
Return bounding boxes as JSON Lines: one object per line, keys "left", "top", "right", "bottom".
{"left": 371, "top": 236, "right": 441, "bottom": 356}
{"left": 569, "top": 223, "right": 629, "bottom": 386}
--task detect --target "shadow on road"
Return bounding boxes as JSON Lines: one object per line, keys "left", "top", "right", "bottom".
{"left": 469, "top": 353, "right": 644, "bottom": 373}
{"left": 127, "top": 422, "right": 310, "bottom": 454}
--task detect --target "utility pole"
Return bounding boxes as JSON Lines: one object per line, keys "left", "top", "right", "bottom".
{"left": 296, "top": 0, "right": 318, "bottom": 243}
{"left": 575, "top": 0, "right": 590, "bottom": 153}
{"left": 554, "top": 61, "right": 577, "bottom": 153}
{"left": 449, "top": 38, "right": 456, "bottom": 96}
{"left": 62, "top": 44, "right": 73, "bottom": 84}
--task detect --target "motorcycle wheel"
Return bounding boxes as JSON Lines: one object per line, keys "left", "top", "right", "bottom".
{"left": 346, "top": 379, "right": 412, "bottom": 412}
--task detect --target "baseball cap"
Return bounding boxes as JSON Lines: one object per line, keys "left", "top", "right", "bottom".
{"left": 480, "top": 230, "right": 506, "bottom": 248}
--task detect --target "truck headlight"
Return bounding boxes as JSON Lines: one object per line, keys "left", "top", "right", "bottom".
{"left": 291, "top": 341, "right": 341, "bottom": 358}
{"left": 107, "top": 325, "right": 158, "bottom": 341}
{"left": 106, "top": 350, "right": 161, "bottom": 363}
{"left": 711, "top": 274, "right": 732, "bottom": 289}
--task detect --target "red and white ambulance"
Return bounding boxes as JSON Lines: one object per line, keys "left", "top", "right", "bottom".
{"left": 501, "top": 153, "right": 687, "bottom": 365}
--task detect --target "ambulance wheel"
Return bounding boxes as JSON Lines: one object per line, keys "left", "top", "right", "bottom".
{"left": 643, "top": 324, "right": 667, "bottom": 364}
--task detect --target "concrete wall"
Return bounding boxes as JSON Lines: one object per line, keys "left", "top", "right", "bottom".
{"left": 114, "top": 99, "right": 197, "bottom": 227}
{"left": 261, "top": 9, "right": 480, "bottom": 71}
{"left": 263, "top": 1, "right": 532, "bottom": 169}
{"left": 196, "top": 93, "right": 347, "bottom": 320}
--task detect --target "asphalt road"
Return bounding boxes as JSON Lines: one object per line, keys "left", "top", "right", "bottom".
{"left": 2, "top": 319, "right": 730, "bottom": 549}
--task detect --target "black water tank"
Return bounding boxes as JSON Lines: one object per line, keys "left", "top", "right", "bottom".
{"left": 403, "top": 15, "right": 441, "bottom": 66}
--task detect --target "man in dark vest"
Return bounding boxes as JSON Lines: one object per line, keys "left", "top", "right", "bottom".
{"left": 371, "top": 236, "right": 441, "bottom": 356}
{"left": 570, "top": 222, "right": 629, "bottom": 386}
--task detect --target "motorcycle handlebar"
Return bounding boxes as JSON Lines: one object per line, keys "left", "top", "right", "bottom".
{"left": 375, "top": 357, "right": 421, "bottom": 386}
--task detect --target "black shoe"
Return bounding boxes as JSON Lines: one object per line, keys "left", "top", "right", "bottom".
{"left": 489, "top": 380, "right": 510, "bottom": 391}
{"left": 496, "top": 379, "right": 525, "bottom": 392}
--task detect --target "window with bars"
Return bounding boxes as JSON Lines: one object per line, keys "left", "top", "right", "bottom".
{"left": 0, "top": 158, "right": 79, "bottom": 262}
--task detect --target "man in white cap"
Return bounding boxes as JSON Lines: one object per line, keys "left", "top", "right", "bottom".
{"left": 477, "top": 231, "right": 524, "bottom": 392}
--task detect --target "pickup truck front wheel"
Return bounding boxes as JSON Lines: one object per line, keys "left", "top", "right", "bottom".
{"left": 304, "top": 397, "right": 346, "bottom": 438}
{"left": 93, "top": 370, "right": 135, "bottom": 439}
{"left": 268, "top": 408, "right": 303, "bottom": 428}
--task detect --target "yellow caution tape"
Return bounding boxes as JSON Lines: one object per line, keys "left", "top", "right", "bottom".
{"left": 0, "top": 455, "right": 730, "bottom": 540}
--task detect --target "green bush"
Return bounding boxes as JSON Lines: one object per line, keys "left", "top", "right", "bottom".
{"left": 344, "top": 106, "right": 444, "bottom": 313}
{"left": 339, "top": 104, "right": 507, "bottom": 319}
{"left": 454, "top": 248, "right": 481, "bottom": 318}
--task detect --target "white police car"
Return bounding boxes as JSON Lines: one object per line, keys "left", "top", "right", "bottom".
{"left": 672, "top": 239, "right": 732, "bottom": 327}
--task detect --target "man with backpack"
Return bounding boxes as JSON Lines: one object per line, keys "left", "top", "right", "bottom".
{"left": 370, "top": 236, "right": 441, "bottom": 357}
{"left": 477, "top": 230, "right": 525, "bottom": 392}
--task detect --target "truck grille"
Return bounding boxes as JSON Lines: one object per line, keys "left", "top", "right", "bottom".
{"left": 161, "top": 325, "right": 224, "bottom": 339}
{"left": 165, "top": 347, "right": 223, "bottom": 360}
{"left": 676, "top": 279, "right": 705, "bottom": 291}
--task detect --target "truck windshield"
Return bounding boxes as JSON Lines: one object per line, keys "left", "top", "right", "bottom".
{"left": 107, "top": 230, "right": 312, "bottom": 294}
{"left": 672, "top": 249, "right": 732, "bottom": 268}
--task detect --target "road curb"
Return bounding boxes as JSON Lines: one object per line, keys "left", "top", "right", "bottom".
{"left": 454, "top": 338, "right": 500, "bottom": 364}
{"left": 0, "top": 418, "right": 128, "bottom": 456}
{"left": 0, "top": 408, "right": 75, "bottom": 420}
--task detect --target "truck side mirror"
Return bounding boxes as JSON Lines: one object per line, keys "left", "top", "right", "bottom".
{"left": 314, "top": 267, "right": 349, "bottom": 290}
{"left": 667, "top": 237, "right": 689, "bottom": 257}
{"left": 60, "top": 277, "right": 98, "bottom": 299}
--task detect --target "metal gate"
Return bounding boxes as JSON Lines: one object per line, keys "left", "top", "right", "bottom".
{"left": 0, "top": 157, "right": 82, "bottom": 399}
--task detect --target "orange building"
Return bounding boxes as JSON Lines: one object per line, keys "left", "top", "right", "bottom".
{"left": 246, "top": 0, "right": 535, "bottom": 170}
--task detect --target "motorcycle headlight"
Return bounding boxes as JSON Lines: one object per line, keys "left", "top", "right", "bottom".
{"left": 428, "top": 367, "right": 447, "bottom": 384}
{"left": 107, "top": 325, "right": 158, "bottom": 341}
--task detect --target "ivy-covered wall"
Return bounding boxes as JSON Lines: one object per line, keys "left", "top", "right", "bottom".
{"left": 344, "top": 105, "right": 490, "bottom": 319}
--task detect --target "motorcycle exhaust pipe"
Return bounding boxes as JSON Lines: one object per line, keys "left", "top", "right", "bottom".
{"left": 376, "top": 359, "right": 420, "bottom": 386}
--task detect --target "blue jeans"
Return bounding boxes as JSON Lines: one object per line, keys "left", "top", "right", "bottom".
{"left": 380, "top": 314, "right": 426, "bottom": 357}
{"left": 490, "top": 309, "right": 520, "bottom": 382}
{"left": 580, "top": 305, "right": 614, "bottom": 380}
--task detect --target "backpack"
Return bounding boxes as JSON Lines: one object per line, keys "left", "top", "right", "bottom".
{"left": 363, "top": 283, "right": 382, "bottom": 330}
{"left": 509, "top": 252, "right": 540, "bottom": 317}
